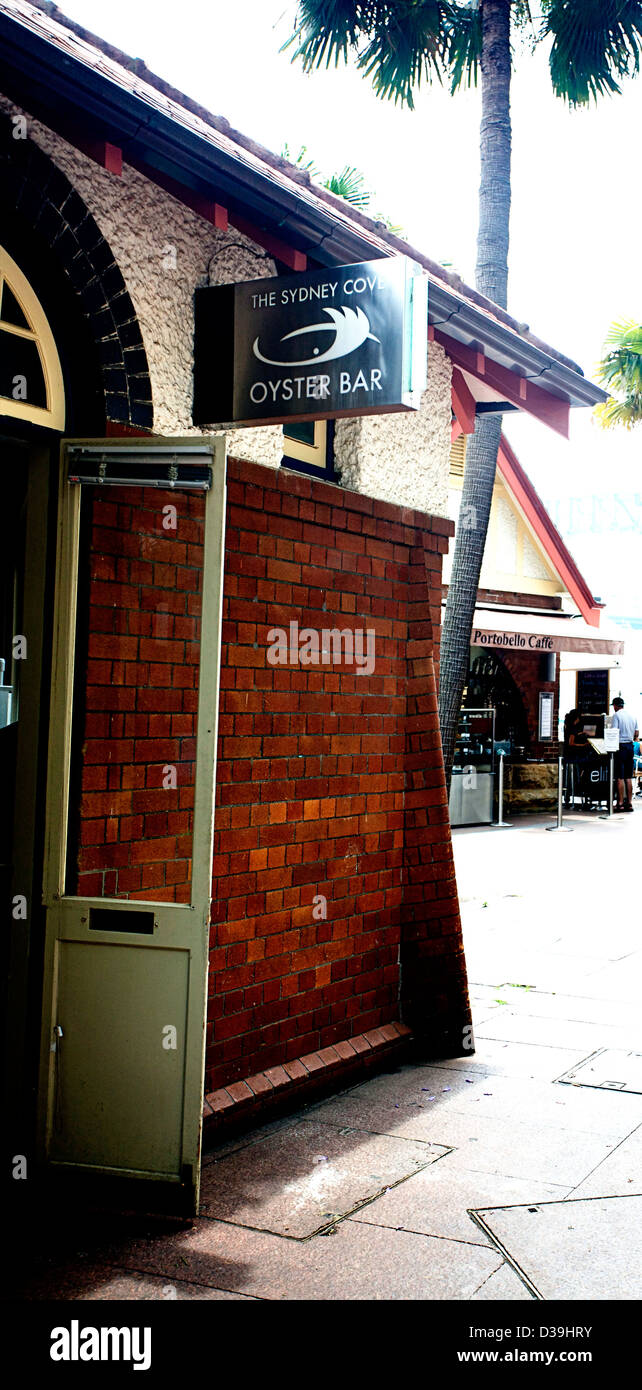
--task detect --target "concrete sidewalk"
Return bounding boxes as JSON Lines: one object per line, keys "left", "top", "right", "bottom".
{"left": 15, "top": 807, "right": 642, "bottom": 1301}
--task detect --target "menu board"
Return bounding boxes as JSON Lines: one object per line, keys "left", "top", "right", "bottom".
{"left": 577, "top": 669, "right": 609, "bottom": 714}
{"left": 538, "top": 690, "right": 554, "bottom": 740}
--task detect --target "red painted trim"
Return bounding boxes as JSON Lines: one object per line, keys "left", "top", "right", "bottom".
{"left": 451, "top": 368, "right": 476, "bottom": 435}
{"left": 105, "top": 421, "right": 153, "bottom": 437}
{"left": 435, "top": 329, "right": 570, "bottom": 438}
{"left": 498, "top": 435, "right": 601, "bottom": 626}
{"left": 231, "top": 214, "right": 307, "bottom": 271}
{"left": 76, "top": 138, "right": 123, "bottom": 175}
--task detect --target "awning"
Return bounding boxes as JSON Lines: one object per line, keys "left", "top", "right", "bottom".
{"left": 466, "top": 608, "right": 625, "bottom": 658}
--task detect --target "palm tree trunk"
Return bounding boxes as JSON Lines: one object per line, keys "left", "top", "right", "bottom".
{"left": 439, "top": 0, "right": 512, "bottom": 787}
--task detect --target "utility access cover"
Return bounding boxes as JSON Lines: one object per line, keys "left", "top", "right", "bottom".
{"left": 557, "top": 1049, "right": 642, "bottom": 1095}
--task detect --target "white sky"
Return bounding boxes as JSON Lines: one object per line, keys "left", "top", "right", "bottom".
{"left": 56, "top": 0, "right": 642, "bottom": 627}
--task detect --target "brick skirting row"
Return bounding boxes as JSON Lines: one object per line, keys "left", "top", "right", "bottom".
{"left": 203, "top": 1020, "right": 413, "bottom": 1141}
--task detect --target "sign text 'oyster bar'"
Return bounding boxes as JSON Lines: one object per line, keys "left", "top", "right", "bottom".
{"left": 193, "top": 258, "right": 428, "bottom": 427}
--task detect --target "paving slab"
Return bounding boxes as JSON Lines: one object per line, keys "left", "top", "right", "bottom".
{"left": 474, "top": 1009, "right": 636, "bottom": 1053}
{"left": 106, "top": 1212, "right": 504, "bottom": 1300}
{"left": 582, "top": 956, "right": 642, "bottom": 1003}
{"left": 440, "top": 1071, "right": 641, "bottom": 1138}
{"left": 36, "top": 1265, "right": 256, "bottom": 1300}
{"left": 313, "top": 1064, "right": 638, "bottom": 1142}
{"left": 467, "top": 951, "right": 614, "bottom": 997}
{"left": 309, "top": 1065, "right": 484, "bottom": 1137}
{"left": 570, "top": 1125, "right": 642, "bottom": 1198}
{"left": 473, "top": 988, "right": 638, "bottom": 1030}
{"left": 350, "top": 1165, "right": 567, "bottom": 1245}
{"left": 419, "top": 1116, "right": 619, "bottom": 1186}
{"left": 472, "top": 1195, "right": 642, "bottom": 1300}
{"left": 199, "top": 1118, "right": 447, "bottom": 1237}
{"left": 311, "top": 1074, "right": 627, "bottom": 1180}
{"left": 470, "top": 1262, "right": 534, "bottom": 1301}
{"left": 557, "top": 1048, "right": 642, "bottom": 1096}
{"left": 433, "top": 1039, "right": 589, "bottom": 1082}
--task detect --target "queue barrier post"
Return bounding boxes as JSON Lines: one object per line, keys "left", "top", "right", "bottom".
{"left": 600, "top": 752, "right": 615, "bottom": 820}
{"left": 546, "top": 755, "right": 573, "bottom": 832}
{"left": 492, "top": 750, "right": 511, "bottom": 828}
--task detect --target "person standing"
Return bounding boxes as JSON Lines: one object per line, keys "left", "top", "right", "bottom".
{"left": 611, "top": 698, "right": 639, "bottom": 812}
{"left": 563, "top": 708, "right": 589, "bottom": 806}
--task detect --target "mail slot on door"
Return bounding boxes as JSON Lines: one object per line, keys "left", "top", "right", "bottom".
{"left": 89, "top": 908, "right": 155, "bottom": 934}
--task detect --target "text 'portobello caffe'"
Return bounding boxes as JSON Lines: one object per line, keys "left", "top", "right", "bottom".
{"left": 472, "top": 628, "right": 555, "bottom": 651}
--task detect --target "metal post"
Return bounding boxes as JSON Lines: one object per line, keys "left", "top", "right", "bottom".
{"left": 600, "top": 752, "right": 615, "bottom": 820}
{"left": 547, "top": 755, "right": 573, "bottom": 831}
{"left": 493, "top": 750, "right": 511, "bottom": 828}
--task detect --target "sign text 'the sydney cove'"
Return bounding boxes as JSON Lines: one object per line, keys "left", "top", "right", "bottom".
{"left": 192, "top": 258, "right": 428, "bottom": 427}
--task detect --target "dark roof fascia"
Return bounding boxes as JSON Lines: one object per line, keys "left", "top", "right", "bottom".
{"left": 428, "top": 283, "right": 606, "bottom": 408}
{"left": 0, "top": 6, "right": 607, "bottom": 412}
{"left": 0, "top": 10, "right": 388, "bottom": 263}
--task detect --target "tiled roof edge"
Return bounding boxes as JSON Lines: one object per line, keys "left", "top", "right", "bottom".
{"left": 19, "top": 2, "right": 582, "bottom": 377}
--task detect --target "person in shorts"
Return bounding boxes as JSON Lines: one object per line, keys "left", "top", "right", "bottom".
{"left": 611, "top": 698, "right": 639, "bottom": 811}
{"left": 634, "top": 737, "right": 642, "bottom": 796}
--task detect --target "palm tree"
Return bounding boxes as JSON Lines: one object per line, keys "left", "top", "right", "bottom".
{"left": 595, "top": 319, "right": 642, "bottom": 429}
{"left": 282, "top": 142, "right": 402, "bottom": 228}
{"left": 284, "top": 0, "right": 642, "bottom": 784}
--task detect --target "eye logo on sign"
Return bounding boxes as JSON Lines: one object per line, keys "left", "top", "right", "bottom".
{"left": 252, "top": 305, "right": 380, "bottom": 368}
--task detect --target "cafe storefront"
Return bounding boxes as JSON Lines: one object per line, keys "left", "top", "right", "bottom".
{"left": 446, "top": 435, "right": 624, "bottom": 821}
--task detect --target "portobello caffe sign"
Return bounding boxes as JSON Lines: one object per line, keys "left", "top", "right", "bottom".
{"left": 192, "top": 257, "right": 428, "bottom": 426}
{"left": 473, "top": 629, "right": 554, "bottom": 651}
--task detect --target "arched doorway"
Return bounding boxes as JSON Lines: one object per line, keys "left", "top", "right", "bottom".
{"left": 0, "top": 140, "right": 153, "bottom": 1174}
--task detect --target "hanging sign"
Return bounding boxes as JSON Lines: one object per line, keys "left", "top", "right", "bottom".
{"left": 193, "top": 257, "right": 427, "bottom": 427}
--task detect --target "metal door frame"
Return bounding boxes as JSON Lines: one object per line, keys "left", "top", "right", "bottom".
{"left": 37, "top": 436, "right": 226, "bottom": 1209}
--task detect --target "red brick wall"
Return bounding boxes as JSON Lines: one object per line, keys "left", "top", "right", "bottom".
{"left": 73, "top": 463, "right": 471, "bottom": 1091}
{"left": 207, "top": 459, "right": 470, "bottom": 1092}
{"left": 71, "top": 485, "right": 204, "bottom": 902}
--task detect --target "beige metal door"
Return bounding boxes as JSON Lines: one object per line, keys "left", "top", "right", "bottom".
{"left": 37, "top": 438, "right": 226, "bottom": 1211}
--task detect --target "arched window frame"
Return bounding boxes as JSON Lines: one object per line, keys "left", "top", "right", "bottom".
{"left": 0, "top": 245, "right": 65, "bottom": 430}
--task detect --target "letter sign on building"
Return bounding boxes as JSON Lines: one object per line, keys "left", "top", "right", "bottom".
{"left": 193, "top": 258, "right": 428, "bottom": 427}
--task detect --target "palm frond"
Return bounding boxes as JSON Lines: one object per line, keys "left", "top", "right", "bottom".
{"left": 324, "top": 164, "right": 372, "bottom": 208}
{"left": 282, "top": 2, "right": 395, "bottom": 72}
{"left": 541, "top": 0, "right": 642, "bottom": 106}
{"left": 595, "top": 316, "right": 642, "bottom": 427}
{"left": 357, "top": 3, "right": 453, "bottom": 108}
{"left": 446, "top": 2, "right": 482, "bottom": 92}
{"left": 594, "top": 395, "right": 642, "bottom": 429}
{"left": 281, "top": 142, "right": 320, "bottom": 178}
{"left": 282, "top": 2, "right": 478, "bottom": 108}
{"left": 601, "top": 317, "right": 642, "bottom": 351}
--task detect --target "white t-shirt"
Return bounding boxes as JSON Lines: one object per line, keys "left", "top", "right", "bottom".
{"left": 612, "top": 709, "right": 638, "bottom": 742}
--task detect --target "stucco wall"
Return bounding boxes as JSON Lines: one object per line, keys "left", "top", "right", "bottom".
{"left": 2, "top": 97, "right": 452, "bottom": 506}
{"left": 334, "top": 341, "right": 451, "bottom": 518}
{"left": 444, "top": 475, "right": 563, "bottom": 593}
{"left": 0, "top": 95, "right": 282, "bottom": 466}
